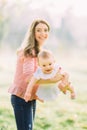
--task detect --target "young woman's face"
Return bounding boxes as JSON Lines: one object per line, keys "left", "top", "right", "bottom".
{"left": 39, "top": 57, "right": 55, "bottom": 74}
{"left": 35, "top": 23, "right": 49, "bottom": 46}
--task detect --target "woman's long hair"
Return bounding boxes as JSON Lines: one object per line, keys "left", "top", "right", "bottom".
{"left": 21, "top": 19, "right": 50, "bottom": 57}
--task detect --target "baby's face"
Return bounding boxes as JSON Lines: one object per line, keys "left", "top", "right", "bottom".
{"left": 39, "top": 57, "right": 55, "bottom": 74}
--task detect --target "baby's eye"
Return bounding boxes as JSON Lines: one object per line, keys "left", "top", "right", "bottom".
{"left": 49, "top": 63, "right": 52, "bottom": 66}
{"left": 43, "top": 65, "right": 46, "bottom": 67}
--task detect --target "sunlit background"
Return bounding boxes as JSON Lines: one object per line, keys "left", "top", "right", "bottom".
{"left": 0, "top": 0, "right": 87, "bottom": 49}
{"left": 0, "top": 0, "right": 87, "bottom": 130}
{"left": 0, "top": 0, "right": 87, "bottom": 84}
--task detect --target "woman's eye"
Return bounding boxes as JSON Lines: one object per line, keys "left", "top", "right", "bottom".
{"left": 36, "top": 29, "right": 41, "bottom": 32}
{"left": 44, "top": 29, "right": 48, "bottom": 32}
{"left": 36, "top": 29, "right": 48, "bottom": 33}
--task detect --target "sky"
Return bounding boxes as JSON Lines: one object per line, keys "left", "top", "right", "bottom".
{"left": 5, "top": 0, "right": 87, "bottom": 17}
{"left": 24, "top": 0, "right": 87, "bottom": 17}
{"left": 1, "top": 0, "right": 87, "bottom": 48}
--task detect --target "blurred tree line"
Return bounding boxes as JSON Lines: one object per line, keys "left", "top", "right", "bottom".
{"left": 0, "top": 0, "right": 87, "bottom": 50}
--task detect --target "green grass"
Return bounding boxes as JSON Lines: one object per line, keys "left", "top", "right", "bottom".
{"left": 0, "top": 108, "right": 16, "bottom": 130}
{"left": 0, "top": 49, "right": 87, "bottom": 130}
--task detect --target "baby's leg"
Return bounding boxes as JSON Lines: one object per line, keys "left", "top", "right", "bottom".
{"left": 67, "top": 85, "right": 76, "bottom": 99}
{"left": 58, "top": 71, "right": 76, "bottom": 99}
{"left": 62, "top": 72, "right": 69, "bottom": 84}
{"left": 58, "top": 82, "right": 76, "bottom": 99}
{"left": 58, "top": 72, "right": 69, "bottom": 93}
{"left": 58, "top": 82, "right": 67, "bottom": 94}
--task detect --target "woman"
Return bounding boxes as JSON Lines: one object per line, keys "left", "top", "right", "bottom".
{"left": 8, "top": 19, "right": 62, "bottom": 130}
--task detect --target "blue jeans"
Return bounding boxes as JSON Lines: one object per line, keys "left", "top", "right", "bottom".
{"left": 11, "top": 95, "right": 36, "bottom": 130}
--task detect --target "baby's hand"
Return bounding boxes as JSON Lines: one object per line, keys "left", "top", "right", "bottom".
{"left": 50, "top": 68, "right": 64, "bottom": 83}
{"left": 58, "top": 67, "right": 62, "bottom": 73}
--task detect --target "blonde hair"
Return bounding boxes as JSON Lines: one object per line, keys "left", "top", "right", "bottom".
{"left": 21, "top": 19, "right": 50, "bottom": 57}
{"left": 38, "top": 49, "right": 54, "bottom": 59}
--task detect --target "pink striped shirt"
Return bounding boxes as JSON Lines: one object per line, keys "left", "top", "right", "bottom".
{"left": 8, "top": 49, "right": 38, "bottom": 99}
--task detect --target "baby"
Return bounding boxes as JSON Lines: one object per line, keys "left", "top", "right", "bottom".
{"left": 24, "top": 50, "right": 75, "bottom": 102}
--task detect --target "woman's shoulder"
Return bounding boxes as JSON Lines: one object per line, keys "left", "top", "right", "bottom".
{"left": 15, "top": 48, "right": 25, "bottom": 62}
{"left": 16, "top": 48, "right": 24, "bottom": 55}
{"left": 16, "top": 48, "right": 36, "bottom": 62}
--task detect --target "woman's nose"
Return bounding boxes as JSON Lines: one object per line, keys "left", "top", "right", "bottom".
{"left": 40, "top": 31, "right": 46, "bottom": 35}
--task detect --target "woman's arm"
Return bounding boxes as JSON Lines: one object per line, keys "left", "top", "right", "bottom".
{"left": 24, "top": 76, "right": 38, "bottom": 102}
{"left": 37, "top": 73, "right": 63, "bottom": 84}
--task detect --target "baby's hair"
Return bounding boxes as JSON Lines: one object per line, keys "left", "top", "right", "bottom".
{"left": 38, "top": 50, "right": 53, "bottom": 59}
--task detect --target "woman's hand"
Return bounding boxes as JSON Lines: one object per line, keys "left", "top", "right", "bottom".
{"left": 24, "top": 92, "right": 31, "bottom": 102}
{"left": 31, "top": 95, "right": 44, "bottom": 103}
{"left": 50, "top": 67, "right": 64, "bottom": 83}
{"left": 50, "top": 73, "right": 63, "bottom": 83}
{"left": 24, "top": 92, "right": 44, "bottom": 103}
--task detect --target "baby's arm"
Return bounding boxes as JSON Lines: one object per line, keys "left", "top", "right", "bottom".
{"left": 24, "top": 76, "right": 38, "bottom": 102}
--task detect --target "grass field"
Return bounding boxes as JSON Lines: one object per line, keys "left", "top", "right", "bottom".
{"left": 0, "top": 48, "right": 87, "bottom": 130}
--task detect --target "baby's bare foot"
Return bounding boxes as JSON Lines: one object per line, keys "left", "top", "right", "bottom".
{"left": 71, "top": 92, "right": 76, "bottom": 99}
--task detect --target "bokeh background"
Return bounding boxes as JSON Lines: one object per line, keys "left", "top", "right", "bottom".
{"left": 0, "top": 0, "right": 87, "bottom": 130}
